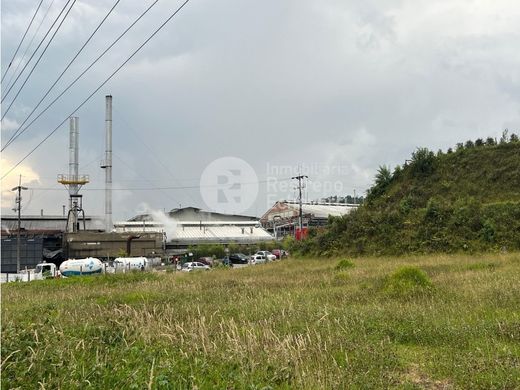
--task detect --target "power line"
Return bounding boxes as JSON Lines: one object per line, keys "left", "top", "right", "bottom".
{"left": 21, "top": 177, "right": 294, "bottom": 191}
{"left": 3, "top": 0, "right": 57, "bottom": 95}
{"left": 2, "top": 0, "right": 121, "bottom": 149}
{"left": 1, "top": 0, "right": 77, "bottom": 120}
{"left": 1, "top": 0, "right": 191, "bottom": 180}
{"left": 1, "top": 0, "right": 74, "bottom": 104}
{"left": 112, "top": 104, "right": 200, "bottom": 206}
{"left": 2, "top": 0, "right": 160, "bottom": 151}
{"left": 1, "top": 0, "right": 44, "bottom": 84}
{"left": 113, "top": 152, "right": 181, "bottom": 205}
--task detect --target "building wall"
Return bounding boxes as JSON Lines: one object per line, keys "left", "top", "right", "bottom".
{"left": 65, "top": 232, "right": 164, "bottom": 259}
{"left": 1, "top": 236, "right": 44, "bottom": 273}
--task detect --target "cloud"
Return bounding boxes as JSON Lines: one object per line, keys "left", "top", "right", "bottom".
{"left": 1, "top": 157, "right": 40, "bottom": 211}
{"left": 1, "top": 117, "right": 21, "bottom": 133}
{"left": 1, "top": 0, "right": 520, "bottom": 219}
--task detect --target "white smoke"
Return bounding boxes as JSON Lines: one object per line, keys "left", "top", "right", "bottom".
{"left": 137, "top": 203, "right": 177, "bottom": 240}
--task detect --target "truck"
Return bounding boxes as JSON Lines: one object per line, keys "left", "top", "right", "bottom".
{"left": 59, "top": 257, "right": 103, "bottom": 277}
{"left": 113, "top": 257, "right": 148, "bottom": 272}
{"left": 33, "top": 262, "right": 59, "bottom": 279}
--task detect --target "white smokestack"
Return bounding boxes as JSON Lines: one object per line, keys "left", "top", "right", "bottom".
{"left": 104, "top": 95, "right": 113, "bottom": 232}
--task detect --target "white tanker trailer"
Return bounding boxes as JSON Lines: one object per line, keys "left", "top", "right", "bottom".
{"left": 113, "top": 257, "right": 148, "bottom": 271}
{"left": 59, "top": 257, "right": 103, "bottom": 277}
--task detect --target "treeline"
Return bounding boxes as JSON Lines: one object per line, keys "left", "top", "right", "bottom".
{"left": 290, "top": 132, "right": 520, "bottom": 256}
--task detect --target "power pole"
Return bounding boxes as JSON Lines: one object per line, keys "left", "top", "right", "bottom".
{"left": 291, "top": 174, "right": 308, "bottom": 233}
{"left": 11, "top": 175, "right": 28, "bottom": 273}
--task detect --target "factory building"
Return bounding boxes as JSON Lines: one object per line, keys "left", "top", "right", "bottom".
{"left": 0, "top": 215, "right": 104, "bottom": 273}
{"left": 114, "top": 206, "right": 273, "bottom": 254}
{"left": 0, "top": 214, "right": 164, "bottom": 272}
{"left": 261, "top": 200, "right": 358, "bottom": 238}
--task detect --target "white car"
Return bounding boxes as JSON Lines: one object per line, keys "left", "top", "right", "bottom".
{"left": 255, "top": 251, "right": 276, "bottom": 261}
{"left": 251, "top": 251, "right": 276, "bottom": 264}
{"left": 181, "top": 262, "right": 210, "bottom": 272}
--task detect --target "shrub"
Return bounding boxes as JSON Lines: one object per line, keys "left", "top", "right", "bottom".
{"left": 383, "top": 266, "right": 432, "bottom": 296}
{"left": 335, "top": 259, "right": 355, "bottom": 270}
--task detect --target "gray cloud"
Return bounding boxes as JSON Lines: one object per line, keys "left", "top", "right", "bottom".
{"left": 2, "top": 0, "right": 519, "bottom": 219}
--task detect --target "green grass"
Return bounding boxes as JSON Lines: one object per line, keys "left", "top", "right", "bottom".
{"left": 2, "top": 253, "right": 520, "bottom": 389}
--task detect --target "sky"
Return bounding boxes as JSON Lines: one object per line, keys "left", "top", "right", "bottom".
{"left": 2, "top": 0, "right": 520, "bottom": 221}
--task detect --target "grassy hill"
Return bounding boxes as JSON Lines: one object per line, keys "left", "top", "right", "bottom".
{"left": 2, "top": 254, "right": 520, "bottom": 389}
{"left": 292, "top": 137, "right": 520, "bottom": 256}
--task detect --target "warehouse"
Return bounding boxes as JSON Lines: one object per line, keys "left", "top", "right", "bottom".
{"left": 114, "top": 206, "right": 273, "bottom": 254}
{"left": 0, "top": 214, "right": 104, "bottom": 273}
{"left": 261, "top": 200, "right": 358, "bottom": 238}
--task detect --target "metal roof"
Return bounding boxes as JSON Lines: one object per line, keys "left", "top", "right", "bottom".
{"left": 1, "top": 215, "right": 105, "bottom": 234}
{"left": 261, "top": 201, "right": 357, "bottom": 222}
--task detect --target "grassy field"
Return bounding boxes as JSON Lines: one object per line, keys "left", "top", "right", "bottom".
{"left": 2, "top": 253, "right": 520, "bottom": 389}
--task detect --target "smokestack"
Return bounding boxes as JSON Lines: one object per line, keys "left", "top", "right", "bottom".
{"left": 69, "top": 117, "right": 79, "bottom": 196}
{"left": 58, "top": 116, "right": 89, "bottom": 233}
{"left": 104, "top": 95, "right": 113, "bottom": 232}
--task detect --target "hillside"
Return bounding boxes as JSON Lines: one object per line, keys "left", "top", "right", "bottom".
{"left": 293, "top": 136, "right": 520, "bottom": 255}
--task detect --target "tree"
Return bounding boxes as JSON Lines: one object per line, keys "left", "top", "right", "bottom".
{"left": 375, "top": 165, "right": 392, "bottom": 187}
{"left": 500, "top": 129, "right": 509, "bottom": 144}
{"left": 410, "top": 148, "right": 435, "bottom": 176}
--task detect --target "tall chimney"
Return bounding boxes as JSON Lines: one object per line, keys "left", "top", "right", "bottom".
{"left": 69, "top": 117, "right": 79, "bottom": 196}
{"left": 58, "top": 117, "right": 89, "bottom": 233}
{"left": 104, "top": 95, "right": 113, "bottom": 232}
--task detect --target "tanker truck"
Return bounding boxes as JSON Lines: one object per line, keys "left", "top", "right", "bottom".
{"left": 113, "top": 257, "right": 148, "bottom": 272}
{"left": 59, "top": 257, "right": 103, "bottom": 277}
{"left": 32, "top": 257, "right": 103, "bottom": 279}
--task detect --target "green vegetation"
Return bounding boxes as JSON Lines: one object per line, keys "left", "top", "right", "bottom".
{"left": 383, "top": 266, "right": 432, "bottom": 297}
{"left": 335, "top": 259, "right": 355, "bottom": 270}
{"left": 2, "top": 253, "right": 520, "bottom": 389}
{"left": 291, "top": 135, "right": 520, "bottom": 256}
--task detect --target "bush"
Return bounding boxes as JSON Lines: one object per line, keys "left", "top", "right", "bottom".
{"left": 335, "top": 259, "right": 355, "bottom": 270}
{"left": 383, "top": 266, "right": 432, "bottom": 296}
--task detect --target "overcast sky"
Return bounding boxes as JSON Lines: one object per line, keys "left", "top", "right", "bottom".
{"left": 2, "top": 0, "right": 519, "bottom": 220}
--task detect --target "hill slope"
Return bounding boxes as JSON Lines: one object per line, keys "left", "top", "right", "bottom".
{"left": 294, "top": 138, "right": 520, "bottom": 255}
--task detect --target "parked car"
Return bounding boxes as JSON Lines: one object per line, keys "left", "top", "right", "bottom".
{"left": 251, "top": 253, "right": 267, "bottom": 264}
{"left": 255, "top": 251, "right": 276, "bottom": 261}
{"left": 229, "top": 253, "right": 249, "bottom": 264}
{"left": 181, "top": 262, "right": 210, "bottom": 272}
{"left": 197, "top": 257, "right": 214, "bottom": 267}
{"left": 271, "top": 249, "right": 288, "bottom": 259}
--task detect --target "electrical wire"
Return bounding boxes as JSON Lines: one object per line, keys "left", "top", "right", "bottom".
{"left": 1, "top": 0, "right": 191, "bottom": 180}
{"left": 1, "top": 0, "right": 44, "bottom": 84}
{"left": 1, "top": 0, "right": 74, "bottom": 104}
{"left": 2, "top": 0, "right": 121, "bottom": 149}
{"left": 112, "top": 104, "right": 200, "bottom": 206}
{"left": 3, "top": 0, "right": 57, "bottom": 95}
{"left": 23, "top": 177, "right": 294, "bottom": 191}
{"left": 2, "top": 0, "right": 160, "bottom": 151}
{"left": 1, "top": 0, "right": 77, "bottom": 120}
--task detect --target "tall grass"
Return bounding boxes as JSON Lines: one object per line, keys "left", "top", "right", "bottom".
{"left": 2, "top": 253, "right": 520, "bottom": 389}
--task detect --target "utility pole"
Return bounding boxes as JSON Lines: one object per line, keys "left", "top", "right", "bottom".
{"left": 291, "top": 174, "right": 308, "bottom": 233}
{"left": 11, "top": 175, "right": 28, "bottom": 273}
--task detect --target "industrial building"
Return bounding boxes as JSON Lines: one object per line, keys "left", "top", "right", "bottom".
{"left": 0, "top": 215, "right": 103, "bottom": 273}
{"left": 0, "top": 214, "right": 164, "bottom": 273}
{"left": 261, "top": 200, "right": 358, "bottom": 238}
{"left": 114, "top": 206, "right": 273, "bottom": 254}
